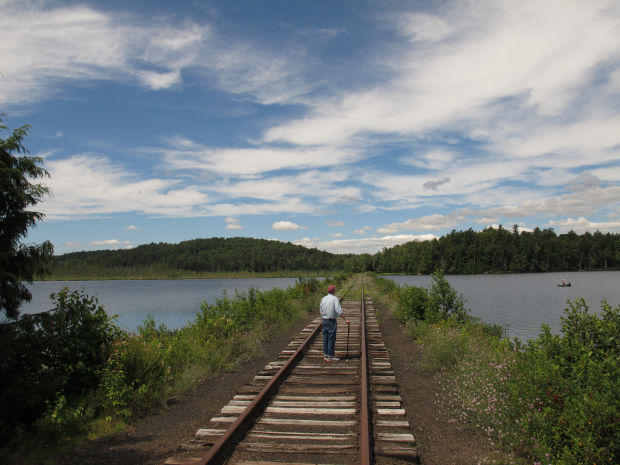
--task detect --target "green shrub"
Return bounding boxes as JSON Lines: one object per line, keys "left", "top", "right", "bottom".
{"left": 426, "top": 270, "right": 468, "bottom": 322}
{"left": 98, "top": 334, "right": 172, "bottom": 419}
{"left": 507, "top": 299, "right": 619, "bottom": 464}
{"left": 0, "top": 288, "right": 118, "bottom": 437}
{"left": 36, "top": 394, "right": 95, "bottom": 441}
{"left": 395, "top": 285, "right": 429, "bottom": 323}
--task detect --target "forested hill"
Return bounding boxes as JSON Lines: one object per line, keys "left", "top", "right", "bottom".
{"left": 370, "top": 227, "right": 620, "bottom": 274}
{"left": 48, "top": 228, "right": 620, "bottom": 279}
{"left": 50, "top": 237, "right": 350, "bottom": 279}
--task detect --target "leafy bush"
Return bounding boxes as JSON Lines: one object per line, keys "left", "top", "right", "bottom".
{"left": 0, "top": 288, "right": 118, "bottom": 437}
{"left": 376, "top": 272, "right": 469, "bottom": 325}
{"left": 507, "top": 299, "right": 619, "bottom": 464}
{"left": 98, "top": 334, "right": 173, "bottom": 419}
{"left": 426, "top": 270, "right": 468, "bottom": 322}
{"left": 395, "top": 285, "right": 429, "bottom": 323}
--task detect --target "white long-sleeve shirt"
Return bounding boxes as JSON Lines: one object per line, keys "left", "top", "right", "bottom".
{"left": 319, "top": 293, "right": 342, "bottom": 319}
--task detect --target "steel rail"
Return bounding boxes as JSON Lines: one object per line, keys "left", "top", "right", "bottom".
{"left": 360, "top": 280, "right": 372, "bottom": 465}
{"left": 195, "top": 319, "right": 322, "bottom": 465}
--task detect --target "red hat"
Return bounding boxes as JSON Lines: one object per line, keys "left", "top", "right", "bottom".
{"left": 328, "top": 285, "right": 336, "bottom": 294}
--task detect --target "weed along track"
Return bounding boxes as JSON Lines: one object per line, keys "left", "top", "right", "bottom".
{"left": 165, "top": 288, "right": 418, "bottom": 465}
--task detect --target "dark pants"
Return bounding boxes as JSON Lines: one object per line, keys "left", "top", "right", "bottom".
{"left": 322, "top": 318, "right": 337, "bottom": 357}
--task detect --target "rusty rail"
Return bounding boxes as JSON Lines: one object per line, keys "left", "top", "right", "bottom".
{"left": 360, "top": 282, "right": 372, "bottom": 465}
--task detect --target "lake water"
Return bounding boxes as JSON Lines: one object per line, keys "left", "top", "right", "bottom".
{"left": 20, "top": 278, "right": 299, "bottom": 331}
{"left": 17, "top": 271, "right": 620, "bottom": 340}
{"left": 385, "top": 271, "right": 620, "bottom": 340}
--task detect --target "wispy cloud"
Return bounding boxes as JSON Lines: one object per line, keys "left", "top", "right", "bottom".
{"left": 294, "top": 234, "right": 437, "bottom": 254}
{"left": 159, "top": 138, "right": 361, "bottom": 176}
{"left": 0, "top": 1, "right": 313, "bottom": 109}
{"left": 0, "top": 3, "right": 207, "bottom": 107}
{"left": 42, "top": 154, "right": 210, "bottom": 219}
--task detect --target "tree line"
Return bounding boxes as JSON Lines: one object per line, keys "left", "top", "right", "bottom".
{"left": 366, "top": 226, "right": 619, "bottom": 274}
{"left": 48, "top": 226, "right": 620, "bottom": 279}
{"left": 50, "top": 237, "right": 350, "bottom": 279}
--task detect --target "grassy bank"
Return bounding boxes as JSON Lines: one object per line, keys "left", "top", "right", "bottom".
{"left": 1, "top": 274, "right": 349, "bottom": 463}
{"left": 370, "top": 274, "right": 619, "bottom": 465}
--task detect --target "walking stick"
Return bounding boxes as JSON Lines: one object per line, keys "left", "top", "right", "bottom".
{"left": 346, "top": 320, "right": 350, "bottom": 359}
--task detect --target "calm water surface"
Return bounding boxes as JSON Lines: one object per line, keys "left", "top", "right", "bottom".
{"left": 21, "top": 278, "right": 299, "bottom": 331}
{"left": 386, "top": 271, "right": 620, "bottom": 340}
{"left": 20, "top": 272, "right": 619, "bottom": 339}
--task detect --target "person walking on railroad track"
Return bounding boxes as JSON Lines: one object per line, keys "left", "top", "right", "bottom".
{"left": 320, "top": 285, "right": 350, "bottom": 362}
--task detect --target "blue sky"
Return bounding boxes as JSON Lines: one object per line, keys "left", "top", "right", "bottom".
{"left": 2, "top": 0, "right": 620, "bottom": 255}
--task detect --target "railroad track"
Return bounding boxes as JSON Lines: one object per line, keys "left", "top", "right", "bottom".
{"left": 165, "top": 286, "right": 418, "bottom": 465}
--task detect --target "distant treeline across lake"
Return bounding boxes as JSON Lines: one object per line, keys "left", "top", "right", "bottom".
{"left": 47, "top": 228, "right": 619, "bottom": 280}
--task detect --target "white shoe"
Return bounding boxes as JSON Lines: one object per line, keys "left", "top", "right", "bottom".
{"left": 330, "top": 357, "right": 340, "bottom": 361}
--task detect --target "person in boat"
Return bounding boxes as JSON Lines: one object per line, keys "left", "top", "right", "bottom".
{"left": 319, "top": 285, "right": 350, "bottom": 362}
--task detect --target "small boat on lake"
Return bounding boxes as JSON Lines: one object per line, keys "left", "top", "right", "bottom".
{"left": 557, "top": 279, "right": 571, "bottom": 287}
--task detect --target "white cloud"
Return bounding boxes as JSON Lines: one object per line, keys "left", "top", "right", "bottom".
{"left": 126, "top": 225, "right": 138, "bottom": 230}
{"left": 294, "top": 234, "right": 437, "bottom": 254}
{"left": 0, "top": 2, "right": 313, "bottom": 109}
{"left": 547, "top": 217, "right": 620, "bottom": 233}
{"left": 272, "top": 220, "right": 306, "bottom": 231}
{"left": 330, "top": 232, "right": 343, "bottom": 238}
{"left": 327, "top": 220, "right": 345, "bottom": 227}
{"left": 160, "top": 138, "right": 361, "bottom": 176}
{"left": 354, "top": 226, "right": 372, "bottom": 235}
{"left": 0, "top": 3, "right": 207, "bottom": 107}
{"left": 42, "top": 154, "right": 211, "bottom": 219}
{"left": 225, "top": 217, "right": 243, "bottom": 230}
{"left": 377, "top": 184, "right": 620, "bottom": 234}
{"left": 263, "top": 0, "right": 620, "bottom": 177}
{"left": 90, "top": 239, "right": 132, "bottom": 249}
{"left": 378, "top": 213, "right": 463, "bottom": 234}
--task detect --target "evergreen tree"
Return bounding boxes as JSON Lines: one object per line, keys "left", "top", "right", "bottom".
{"left": 0, "top": 119, "right": 53, "bottom": 319}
